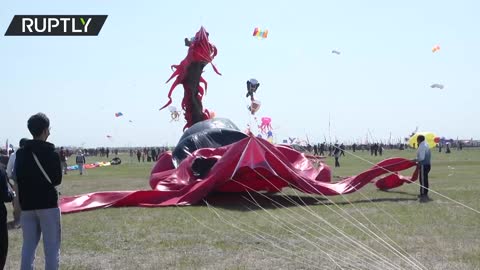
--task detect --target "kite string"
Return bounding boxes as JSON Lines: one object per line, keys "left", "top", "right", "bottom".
{"left": 293, "top": 161, "right": 427, "bottom": 270}
{"left": 330, "top": 187, "right": 428, "bottom": 269}
{"left": 240, "top": 191, "right": 401, "bottom": 270}
{"left": 238, "top": 171, "right": 421, "bottom": 270}
{"left": 240, "top": 191, "right": 399, "bottom": 270}
{"left": 269, "top": 155, "right": 426, "bottom": 269}
{"left": 175, "top": 205, "right": 324, "bottom": 269}
{"left": 240, "top": 189, "right": 394, "bottom": 270}
{"left": 288, "top": 185, "right": 426, "bottom": 270}
{"left": 203, "top": 200, "right": 329, "bottom": 269}
{"left": 229, "top": 176, "right": 405, "bottom": 270}
{"left": 245, "top": 141, "right": 427, "bottom": 270}
{"left": 239, "top": 197, "right": 368, "bottom": 270}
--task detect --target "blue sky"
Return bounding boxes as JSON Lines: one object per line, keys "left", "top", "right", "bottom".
{"left": 1, "top": 0, "right": 479, "bottom": 147}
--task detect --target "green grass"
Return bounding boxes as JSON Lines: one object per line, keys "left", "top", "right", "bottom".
{"left": 4, "top": 149, "right": 480, "bottom": 269}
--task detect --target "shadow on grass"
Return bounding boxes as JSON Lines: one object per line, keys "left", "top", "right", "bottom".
{"left": 201, "top": 192, "right": 418, "bottom": 211}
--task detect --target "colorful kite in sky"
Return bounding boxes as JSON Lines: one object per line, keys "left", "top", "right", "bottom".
{"left": 253, "top": 27, "right": 268, "bottom": 39}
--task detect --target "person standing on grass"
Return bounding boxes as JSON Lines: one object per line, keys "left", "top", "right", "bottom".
{"left": 340, "top": 143, "right": 345, "bottom": 156}
{"left": 1, "top": 156, "right": 15, "bottom": 270}
{"left": 6, "top": 138, "right": 28, "bottom": 229}
{"left": 319, "top": 143, "right": 325, "bottom": 156}
{"left": 333, "top": 143, "right": 341, "bottom": 167}
{"left": 15, "top": 113, "right": 62, "bottom": 270}
{"left": 59, "top": 147, "right": 68, "bottom": 175}
{"left": 413, "top": 135, "right": 431, "bottom": 202}
{"left": 75, "top": 150, "right": 86, "bottom": 176}
{"left": 151, "top": 148, "right": 157, "bottom": 162}
{"left": 136, "top": 149, "right": 141, "bottom": 162}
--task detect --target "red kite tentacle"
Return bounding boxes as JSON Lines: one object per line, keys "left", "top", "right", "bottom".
{"left": 159, "top": 78, "right": 181, "bottom": 110}
{"left": 166, "top": 69, "right": 181, "bottom": 84}
{"left": 211, "top": 63, "right": 222, "bottom": 76}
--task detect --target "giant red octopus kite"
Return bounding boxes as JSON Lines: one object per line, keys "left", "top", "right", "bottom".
{"left": 59, "top": 28, "right": 418, "bottom": 214}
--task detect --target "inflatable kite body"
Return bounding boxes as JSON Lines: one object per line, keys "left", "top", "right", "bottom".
{"left": 59, "top": 27, "right": 420, "bottom": 214}
{"left": 171, "top": 118, "right": 248, "bottom": 165}
{"left": 159, "top": 26, "right": 221, "bottom": 130}
{"left": 60, "top": 118, "right": 419, "bottom": 213}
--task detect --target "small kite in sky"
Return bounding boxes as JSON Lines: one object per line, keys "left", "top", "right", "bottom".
{"left": 431, "top": 84, "right": 444, "bottom": 89}
{"left": 253, "top": 27, "right": 268, "bottom": 39}
{"left": 332, "top": 50, "right": 341, "bottom": 55}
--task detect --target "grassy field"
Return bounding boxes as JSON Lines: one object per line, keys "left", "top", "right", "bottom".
{"left": 4, "top": 148, "right": 480, "bottom": 269}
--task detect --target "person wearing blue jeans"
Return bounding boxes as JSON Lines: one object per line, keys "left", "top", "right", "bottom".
{"left": 15, "top": 113, "right": 62, "bottom": 270}
{"left": 20, "top": 208, "right": 61, "bottom": 269}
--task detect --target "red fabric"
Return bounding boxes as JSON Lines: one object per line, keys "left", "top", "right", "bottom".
{"left": 83, "top": 164, "right": 98, "bottom": 169}
{"left": 158, "top": 27, "right": 221, "bottom": 130}
{"left": 60, "top": 136, "right": 418, "bottom": 214}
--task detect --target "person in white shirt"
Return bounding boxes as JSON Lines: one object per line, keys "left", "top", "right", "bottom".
{"left": 413, "top": 135, "right": 431, "bottom": 202}
{"left": 5, "top": 138, "right": 28, "bottom": 228}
